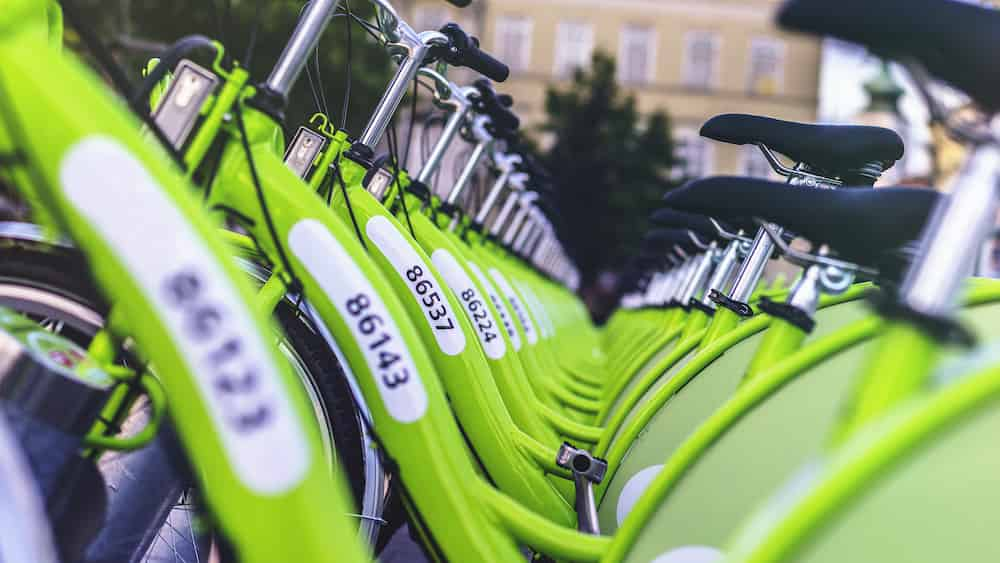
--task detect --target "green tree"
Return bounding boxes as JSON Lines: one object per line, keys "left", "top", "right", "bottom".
{"left": 536, "top": 52, "right": 680, "bottom": 295}
{"left": 70, "top": 0, "right": 393, "bottom": 135}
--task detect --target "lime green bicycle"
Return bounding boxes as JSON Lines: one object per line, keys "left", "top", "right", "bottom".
{"left": 0, "top": 1, "right": 370, "bottom": 561}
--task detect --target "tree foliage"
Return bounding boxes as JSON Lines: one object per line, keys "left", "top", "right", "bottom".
{"left": 536, "top": 52, "right": 680, "bottom": 289}
{"left": 70, "top": 0, "right": 393, "bottom": 135}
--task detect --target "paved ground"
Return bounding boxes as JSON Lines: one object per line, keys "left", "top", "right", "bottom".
{"left": 380, "top": 524, "right": 430, "bottom": 563}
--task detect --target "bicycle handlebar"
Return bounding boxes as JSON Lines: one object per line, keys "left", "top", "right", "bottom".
{"left": 439, "top": 24, "right": 510, "bottom": 82}
{"left": 471, "top": 79, "right": 519, "bottom": 134}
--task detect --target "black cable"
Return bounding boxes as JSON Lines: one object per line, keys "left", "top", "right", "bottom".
{"left": 312, "top": 38, "right": 329, "bottom": 116}
{"left": 333, "top": 153, "right": 368, "bottom": 251}
{"left": 243, "top": 0, "right": 262, "bottom": 68}
{"left": 346, "top": 13, "right": 383, "bottom": 42}
{"left": 58, "top": 0, "right": 187, "bottom": 170}
{"left": 386, "top": 123, "right": 417, "bottom": 240}
{"left": 339, "top": 0, "right": 354, "bottom": 130}
{"left": 58, "top": 0, "right": 134, "bottom": 100}
{"left": 233, "top": 102, "right": 301, "bottom": 290}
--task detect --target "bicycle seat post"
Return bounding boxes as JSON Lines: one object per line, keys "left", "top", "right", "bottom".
{"left": 700, "top": 238, "right": 742, "bottom": 310}
{"left": 899, "top": 141, "right": 1000, "bottom": 317}
{"left": 679, "top": 240, "right": 718, "bottom": 307}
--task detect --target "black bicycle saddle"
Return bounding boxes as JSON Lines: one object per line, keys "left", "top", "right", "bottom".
{"left": 663, "top": 176, "right": 940, "bottom": 269}
{"left": 778, "top": 0, "right": 1000, "bottom": 112}
{"left": 701, "top": 114, "right": 903, "bottom": 175}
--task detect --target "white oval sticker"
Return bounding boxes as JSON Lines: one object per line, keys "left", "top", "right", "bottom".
{"left": 431, "top": 250, "right": 506, "bottom": 360}
{"left": 617, "top": 464, "right": 663, "bottom": 526}
{"left": 468, "top": 262, "right": 521, "bottom": 351}
{"left": 365, "top": 216, "right": 465, "bottom": 356}
{"left": 289, "top": 220, "right": 427, "bottom": 423}
{"left": 61, "top": 136, "right": 308, "bottom": 494}
{"left": 516, "top": 282, "right": 554, "bottom": 340}
{"left": 652, "top": 546, "right": 723, "bottom": 563}
{"left": 489, "top": 269, "right": 538, "bottom": 345}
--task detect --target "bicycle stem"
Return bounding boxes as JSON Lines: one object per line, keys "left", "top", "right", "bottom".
{"left": 357, "top": 27, "right": 448, "bottom": 150}
{"left": 474, "top": 153, "right": 521, "bottom": 225}
{"left": 488, "top": 181, "right": 524, "bottom": 236}
{"left": 265, "top": 0, "right": 341, "bottom": 101}
{"left": 414, "top": 78, "right": 473, "bottom": 184}
{"left": 502, "top": 192, "right": 537, "bottom": 245}
{"left": 444, "top": 116, "right": 493, "bottom": 204}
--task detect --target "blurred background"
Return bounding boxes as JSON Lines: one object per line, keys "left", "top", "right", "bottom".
{"left": 9, "top": 0, "right": 999, "bottom": 321}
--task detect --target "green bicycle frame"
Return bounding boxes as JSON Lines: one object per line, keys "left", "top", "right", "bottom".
{"left": 0, "top": 3, "right": 366, "bottom": 562}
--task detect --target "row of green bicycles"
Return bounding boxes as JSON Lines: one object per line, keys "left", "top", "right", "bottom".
{"left": 1, "top": 0, "right": 999, "bottom": 561}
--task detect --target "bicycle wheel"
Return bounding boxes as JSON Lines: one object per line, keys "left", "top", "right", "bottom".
{"left": 0, "top": 228, "right": 384, "bottom": 560}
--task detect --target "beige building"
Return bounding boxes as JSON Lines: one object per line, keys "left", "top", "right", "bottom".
{"left": 400, "top": 0, "right": 822, "bottom": 178}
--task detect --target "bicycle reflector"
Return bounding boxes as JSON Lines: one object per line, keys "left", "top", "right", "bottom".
{"left": 151, "top": 60, "right": 219, "bottom": 149}
{"left": 284, "top": 126, "right": 327, "bottom": 179}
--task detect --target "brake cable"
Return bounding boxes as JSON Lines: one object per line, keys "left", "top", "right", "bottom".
{"left": 329, "top": 0, "right": 368, "bottom": 251}
{"left": 387, "top": 121, "right": 417, "bottom": 240}
{"left": 58, "top": 0, "right": 186, "bottom": 169}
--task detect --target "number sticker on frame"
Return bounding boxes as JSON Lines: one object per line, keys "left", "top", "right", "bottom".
{"left": 289, "top": 219, "right": 427, "bottom": 423}
{"left": 431, "top": 249, "right": 506, "bottom": 360}
{"left": 489, "top": 268, "right": 538, "bottom": 346}
{"left": 366, "top": 216, "right": 466, "bottom": 356}
{"left": 468, "top": 262, "right": 521, "bottom": 351}
{"left": 62, "top": 136, "right": 309, "bottom": 494}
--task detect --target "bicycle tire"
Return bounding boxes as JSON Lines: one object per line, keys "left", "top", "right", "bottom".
{"left": 0, "top": 233, "right": 378, "bottom": 560}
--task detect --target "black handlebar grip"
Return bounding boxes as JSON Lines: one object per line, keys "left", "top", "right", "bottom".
{"left": 439, "top": 24, "right": 510, "bottom": 82}
{"left": 461, "top": 45, "right": 510, "bottom": 82}
{"left": 443, "top": 0, "right": 472, "bottom": 6}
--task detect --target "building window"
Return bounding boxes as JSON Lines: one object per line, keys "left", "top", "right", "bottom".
{"left": 495, "top": 16, "right": 533, "bottom": 73}
{"left": 414, "top": 5, "right": 448, "bottom": 33}
{"left": 681, "top": 31, "right": 720, "bottom": 90}
{"left": 618, "top": 25, "right": 656, "bottom": 85}
{"left": 742, "top": 145, "right": 773, "bottom": 178}
{"left": 746, "top": 37, "right": 785, "bottom": 95}
{"left": 554, "top": 21, "right": 595, "bottom": 77}
{"left": 674, "top": 129, "right": 713, "bottom": 179}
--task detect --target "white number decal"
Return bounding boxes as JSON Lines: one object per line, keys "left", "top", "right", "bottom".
{"left": 489, "top": 269, "right": 538, "bottom": 345}
{"left": 516, "top": 282, "right": 554, "bottom": 340}
{"left": 366, "top": 216, "right": 465, "bottom": 356}
{"left": 431, "top": 250, "right": 506, "bottom": 360}
{"left": 468, "top": 262, "right": 521, "bottom": 351}
{"left": 289, "top": 220, "right": 427, "bottom": 423}
{"left": 62, "top": 136, "right": 308, "bottom": 494}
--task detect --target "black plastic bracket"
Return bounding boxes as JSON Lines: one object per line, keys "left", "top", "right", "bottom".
{"left": 708, "top": 289, "right": 754, "bottom": 317}
{"left": 757, "top": 297, "right": 816, "bottom": 333}
{"left": 870, "top": 292, "right": 976, "bottom": 348}
{"left": 406, "top": 179, "right": 432, "bottom": 204}
{"left": 688, "top": 299, "right": 716, "bottom": 316}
